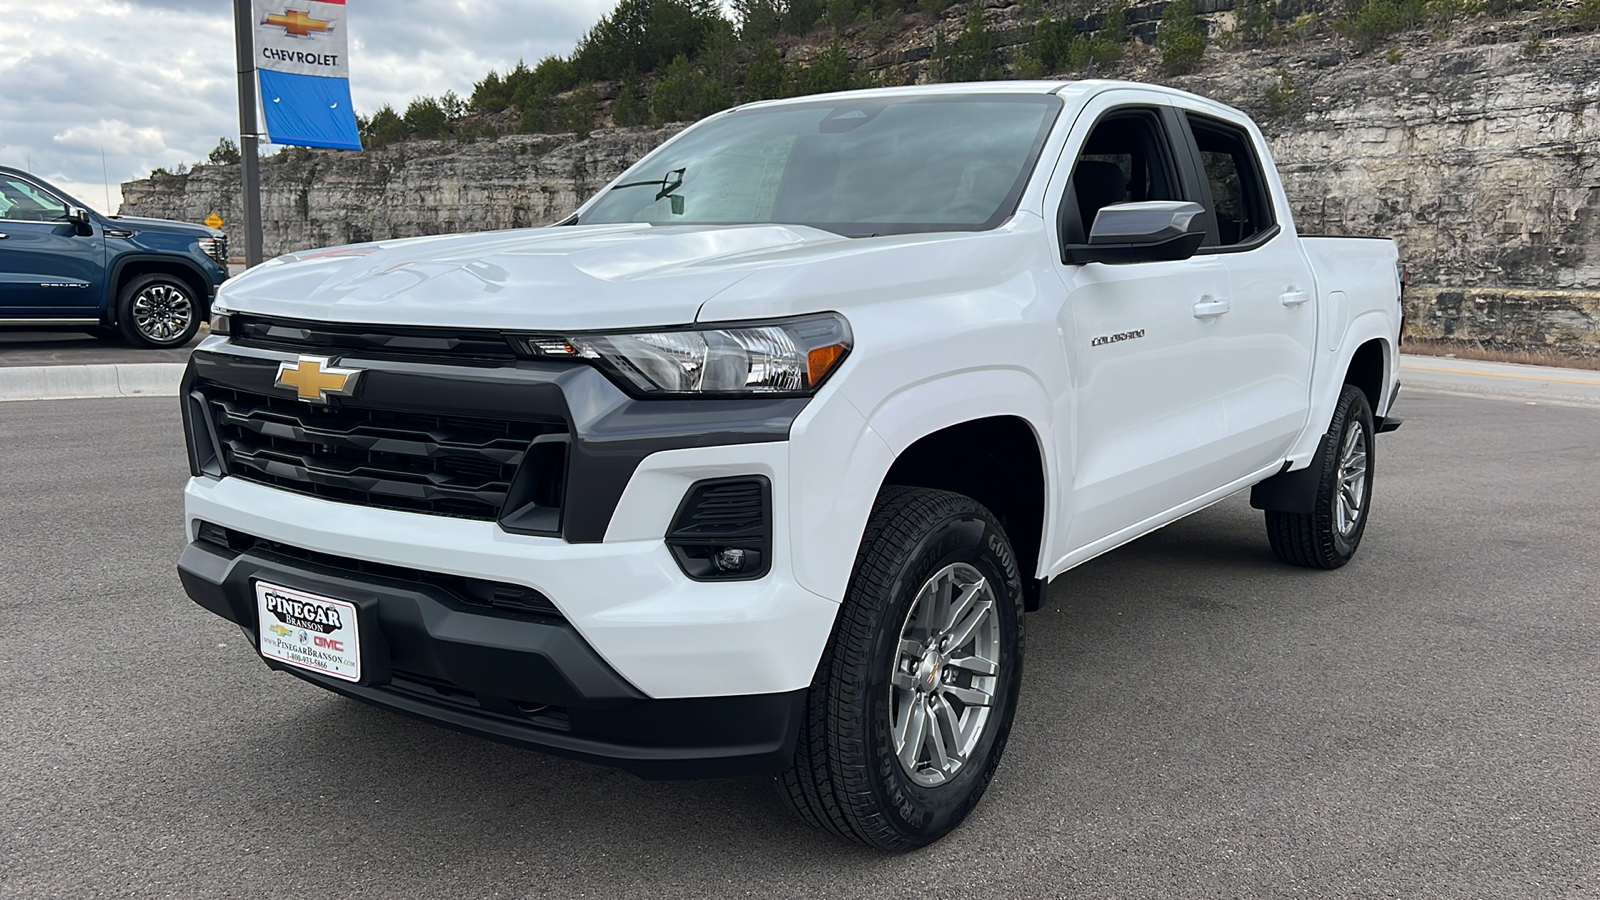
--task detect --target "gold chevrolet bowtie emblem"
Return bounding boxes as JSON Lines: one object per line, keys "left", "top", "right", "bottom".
{"left": 274, "top": 355, "right": 362, "bottom": 404}
{"left": 265, "top": 8, "right": 332, "bottom": 38}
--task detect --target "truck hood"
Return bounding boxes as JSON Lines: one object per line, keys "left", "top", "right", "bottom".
{"left": 107, "top": 215, "right": 223, "bottom": 239}
{"left": 215, "top": 223, "right": 857, "bottom": 331}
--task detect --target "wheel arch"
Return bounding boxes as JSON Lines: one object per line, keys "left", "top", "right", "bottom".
{"left": 107, "top": 254, "right": 213, "bottom": 324}
{"left": 788, "top": 368, "right": 1057, "bottom": 612}
{"left": 881, "top": 416, "right": 1050, "bottom": 611}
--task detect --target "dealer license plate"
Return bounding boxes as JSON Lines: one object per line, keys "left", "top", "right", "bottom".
{"left": 255, "top": 581, "right": 361, "bottom": 683}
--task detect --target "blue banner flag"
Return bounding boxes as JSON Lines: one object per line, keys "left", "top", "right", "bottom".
{"left": 254, "top": 0, "right": 361, "bottom": 150}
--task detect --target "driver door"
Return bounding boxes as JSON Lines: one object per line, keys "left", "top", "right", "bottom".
{"left": 0, "top": 175, "right": 104, "bottom": 315}
{"left": 1044, "top": 97, "right": 1237, "bottom": 558}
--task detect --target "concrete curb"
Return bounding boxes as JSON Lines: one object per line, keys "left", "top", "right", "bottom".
{"left": 0, "top": 364, "right": 186, "bottom": 403}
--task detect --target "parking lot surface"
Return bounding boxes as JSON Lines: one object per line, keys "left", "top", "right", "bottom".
{"left": 0, "top": 330, "right": 205, "bottom": 366}
{"left": 2, "top": 388, "right": 1597, "bottom": 899}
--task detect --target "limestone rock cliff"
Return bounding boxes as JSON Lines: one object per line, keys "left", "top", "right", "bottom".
{"left": 120, "top": 7, "right": 1599, "bottom": 353}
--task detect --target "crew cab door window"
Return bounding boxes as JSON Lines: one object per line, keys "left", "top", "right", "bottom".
{"left": 1186, "top": 115, "right": 1275, "bottom": 247}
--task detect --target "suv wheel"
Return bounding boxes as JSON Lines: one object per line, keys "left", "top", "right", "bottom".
{"left": 1265, "top": 383, "right": 1376, "bottom": 569}
{"left": 117, "top": 273, "right": 201, "bottom": 349}
{"left": 780, "top": 487, "right": 1025, "bottom": 851}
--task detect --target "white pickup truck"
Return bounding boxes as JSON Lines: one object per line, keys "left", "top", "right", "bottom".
{"left": 178, "top": 80, "right": 1403, "bottom": 850}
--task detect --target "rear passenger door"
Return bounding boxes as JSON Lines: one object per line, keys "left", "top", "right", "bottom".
{"left": 1179, "top": 111, "right": 1317, "bottom": 470}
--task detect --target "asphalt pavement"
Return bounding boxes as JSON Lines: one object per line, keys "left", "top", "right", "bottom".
{"left": 0, "top": 330, "right": 205, "bottom": 366}
{"left": 2, "top": 384, "right": 1598, "bottom": 898}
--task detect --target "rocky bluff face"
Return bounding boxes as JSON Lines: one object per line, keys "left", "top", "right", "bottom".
{"left": 121, "top": 28, "right": 1599, "bottom": 354}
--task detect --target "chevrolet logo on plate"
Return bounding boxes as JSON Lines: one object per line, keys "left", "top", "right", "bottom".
{"left": 269, "top": 624, "right": 293, "bottom": 637}
{"left": 274, "top": 355, "right": 362, "bottom": 404}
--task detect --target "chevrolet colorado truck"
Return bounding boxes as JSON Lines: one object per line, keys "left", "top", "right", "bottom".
{"left": 177, "top": 81, "right": 1403, "bottom": 850}
{"left": 0, "top": 165, "right": 228, "bottom": 348}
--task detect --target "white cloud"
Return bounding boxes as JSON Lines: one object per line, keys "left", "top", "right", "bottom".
{"left": 0, "top": 0, "right": 627, "bottom": 212}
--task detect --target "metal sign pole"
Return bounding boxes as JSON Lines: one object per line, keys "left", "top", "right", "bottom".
{"left": 232, "top": 0, "right": 265, "bottom": 267}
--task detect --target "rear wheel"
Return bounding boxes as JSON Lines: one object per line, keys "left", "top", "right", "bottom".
{"left": 779, "top": 487, "right": 1025, "bottom": 851}
{"left": 117, "top": 273, "right": 201, "bottom": 349}
{"left": 1266, "top": 383, "right": 1376, "bottom": 569}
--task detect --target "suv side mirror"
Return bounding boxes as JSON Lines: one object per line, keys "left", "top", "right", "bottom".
{"left": 67, "top": 206, "right": 93, "bottom": 237}
{"left": 1063, "top": 201, "right": 1206, "bottom": 265}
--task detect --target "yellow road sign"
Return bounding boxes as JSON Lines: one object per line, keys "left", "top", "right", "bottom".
{"left": 204, "top": 213, "right": 223, "bottom": 229}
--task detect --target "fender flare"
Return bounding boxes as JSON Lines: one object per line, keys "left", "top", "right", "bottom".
{"left": 1254, "top": 317, "right": 1395, "bottom": 513}
{"left": 788, "top": 368, "right": 1058, "bottom": 605}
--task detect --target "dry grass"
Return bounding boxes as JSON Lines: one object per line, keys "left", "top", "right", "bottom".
{"left": 1403, "top": 337, "right": 1600, "bottom": 371}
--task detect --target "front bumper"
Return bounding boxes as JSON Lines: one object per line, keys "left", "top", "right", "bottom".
{"left": 178, "top": 536, "right": 806, "bottom": 779}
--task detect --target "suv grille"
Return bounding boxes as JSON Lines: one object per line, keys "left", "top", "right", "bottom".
{"left": 199, "top": 384, "right": 566, "bottom": 522}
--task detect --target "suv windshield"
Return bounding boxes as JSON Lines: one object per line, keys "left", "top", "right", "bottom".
{"left": 578, "top": 94, "right": 1063, "bottom": 237}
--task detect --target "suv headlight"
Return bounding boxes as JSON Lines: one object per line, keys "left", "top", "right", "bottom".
{"left": 515, "top": 313, "right": 852, "bottom": 396}
{"left": 197, "top": 236, "right": 228, "bottom": 266}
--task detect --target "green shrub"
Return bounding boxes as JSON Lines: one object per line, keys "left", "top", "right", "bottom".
{"left": 403, "top": 97, "right": 449, "bottom": 139}
{"left": 613, "top": 78, "right": 651, "bottom": 126}
{"left": 1158, "top": 0, "right": 1207, "bottom": 74}
{"left": 651, "top": 54, "right": 732, "bottom": 123}
{"left": 1264, "top": 69, "right": 1301, "bottom": 117}
{"left": 743, "top": 39, "right": 787, "bottom": 101}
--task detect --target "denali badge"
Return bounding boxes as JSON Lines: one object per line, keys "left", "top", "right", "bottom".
{"left": 274, "top": 355, "right": 362, "bottom": 404}
{"left": 1091, "top": 329, "right": 1146, "bottom": 347}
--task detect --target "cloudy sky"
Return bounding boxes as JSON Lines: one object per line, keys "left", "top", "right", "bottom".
{"left": 0, "top": 0, "right": 625, "bottom": 211}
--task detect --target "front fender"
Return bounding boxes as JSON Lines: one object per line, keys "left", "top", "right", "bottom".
{"left": 787, "top": 368, "right": 1056, "bottom": 604}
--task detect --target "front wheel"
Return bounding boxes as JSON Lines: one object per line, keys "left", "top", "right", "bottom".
{"left": 1266, "top": 383, "right": 1376, "bottom": 569}
{"left": 116, "top": 273, "right": 201, "bottom": 349}
{"left": 779, "top": 487, "right": 1026, "bottom": 851}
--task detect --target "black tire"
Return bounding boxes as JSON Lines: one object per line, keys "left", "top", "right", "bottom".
{"left": 779, "top": 486, "right": 1026, "bottom": 851}
{"left": 116, "top": 273, "right": 201, "bottom": 349}
{"left": 1266, "top": 384, "right": 1376, "bottom": 569}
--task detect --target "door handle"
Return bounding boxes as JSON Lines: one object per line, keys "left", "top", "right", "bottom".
{"left": 0, "top": 233, "right": 8, "bottom": 239}
{"left": 1193, "top": 297, "right": 1231, "bottom": 319}
{"left": 1280, "top": 290, "right": 1310, "bottom": 307}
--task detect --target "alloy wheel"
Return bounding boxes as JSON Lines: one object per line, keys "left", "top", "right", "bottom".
{"left": 1335, "top": 421, "right": 1369, "bottom": 537}
{"left": 130, "top": 283, "right": 194, "bottom": 343}
{"left": 889, "top": 562, "right": 1001, "bottom": 788}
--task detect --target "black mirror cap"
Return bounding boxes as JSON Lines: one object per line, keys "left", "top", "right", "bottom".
{"left": 67, "top": 206, "right": 93, "bottom": 236}
{"left": 1063, "top": 200, "right": 1207, "bottom": 266}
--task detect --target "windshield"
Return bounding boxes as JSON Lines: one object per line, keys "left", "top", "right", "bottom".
{"left": 578, "top": 94, "right": 1063, "bottom": 237}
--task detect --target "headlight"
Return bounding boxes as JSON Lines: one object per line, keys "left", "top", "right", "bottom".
{"left": 515, "top": 313, "right": 852, "bottom": 396}
{"left": 197, "top": 235, "right": 228, "bottom": 266}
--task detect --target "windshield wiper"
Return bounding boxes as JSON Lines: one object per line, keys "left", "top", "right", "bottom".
{"left": 608, "top": 168, "right": 687, "bottom": 215}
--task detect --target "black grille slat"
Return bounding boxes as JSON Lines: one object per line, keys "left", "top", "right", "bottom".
{"left": 681, "top": 484, "right": 766, "bottom": 533}
{"left": 200, "top": 383, "right": 564, "bottom": 521}
{"left": 231, "top": 315, "right": 518, "bottom": 363}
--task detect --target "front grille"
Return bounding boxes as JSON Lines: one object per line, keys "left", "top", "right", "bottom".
{"left": 198, "top": 522, "right": 561, "bottom": 617}
{"left": 199, "top": 383, "right": 566, "bottom": 522}
{"left": 231, "top": 315, "right": 518, "bottom": 364}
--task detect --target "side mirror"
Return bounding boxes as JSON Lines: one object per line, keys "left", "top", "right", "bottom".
{"left": 1063, "top": 201, "right": 1206, "bottom": 265}
{"left": 67, "top": 206, "right": 93, "bottom": 236}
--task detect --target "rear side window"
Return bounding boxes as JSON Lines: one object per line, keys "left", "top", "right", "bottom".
{"left": 1187, "top": 115, "right": 1274, "bottom": 247}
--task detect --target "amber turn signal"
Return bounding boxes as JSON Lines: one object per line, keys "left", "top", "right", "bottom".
{"left": 807, "top": 344, "right": 846, "bottom": 386}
